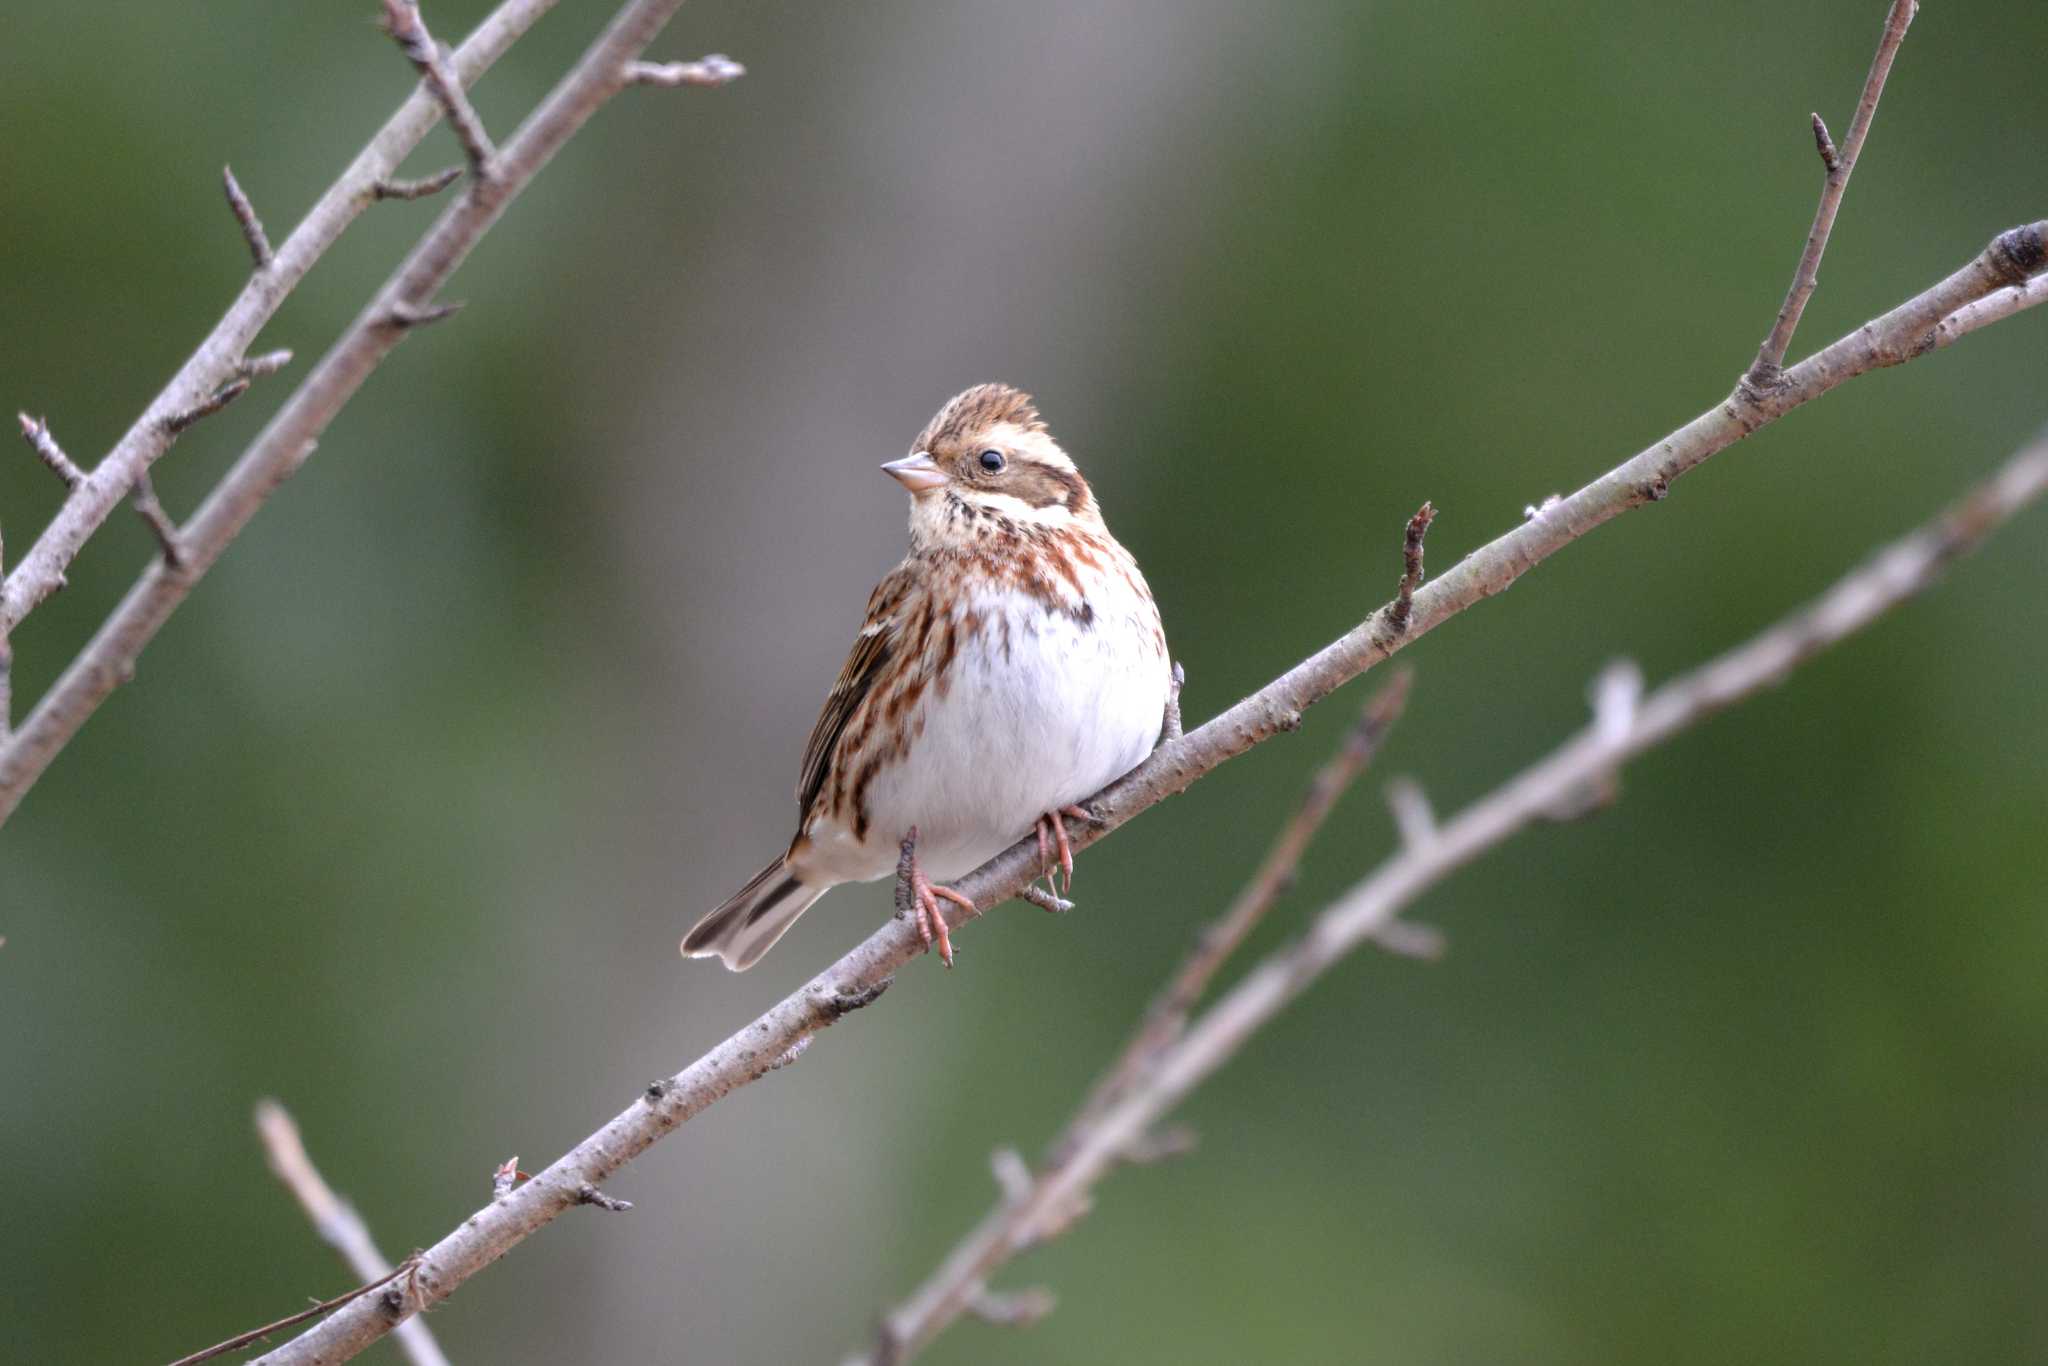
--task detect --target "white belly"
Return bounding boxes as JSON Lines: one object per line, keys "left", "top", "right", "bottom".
{"left": 813, "top": 583, "right": 1169, "bottom": 884}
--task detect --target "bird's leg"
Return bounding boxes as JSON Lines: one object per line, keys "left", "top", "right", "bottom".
{"left": 897, "top": 827, "right": 975, "bottom": 968}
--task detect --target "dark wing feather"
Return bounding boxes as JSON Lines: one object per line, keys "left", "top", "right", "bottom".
{"left": 795, "top": 568, "right": 916, "bottom": 823}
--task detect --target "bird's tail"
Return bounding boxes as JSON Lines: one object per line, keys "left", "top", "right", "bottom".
{"left": 681, "top": 857, "right": 828, "bottom": 972}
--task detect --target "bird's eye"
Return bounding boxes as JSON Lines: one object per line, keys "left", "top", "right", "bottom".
{"left": 978, "top": 449, "right": 1006, "bottom": 472}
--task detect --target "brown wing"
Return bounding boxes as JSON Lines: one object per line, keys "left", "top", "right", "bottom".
{"left": 795, "top": 566, "right": 917, "bottom": 824}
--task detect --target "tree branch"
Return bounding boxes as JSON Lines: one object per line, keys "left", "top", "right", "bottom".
{"left": 382, "top": 0, "right": 499, "bottom": 178}
{"left": 221, "top": 165, "right": 275, "bottom": 270}
{"left": 179, "top": 203, "right": 2041, "bottom": 1363}
{"left": 253, "top": 1100, "right": 450, "bottom": 1366}
{"left": 1746, "top": 0, "right": 1917, "bottom": 387}
{"left": 855, "top": 426, "right": 2048, "bottom": 1362}
{"left": 1051, "top": 669, "right": 1412, "bottom": 1165}
{"left": 0, "top": 0, "right": 743, "bottom": 827}
{"left": 0, "top": 0, "right": 559, "bottom": 638}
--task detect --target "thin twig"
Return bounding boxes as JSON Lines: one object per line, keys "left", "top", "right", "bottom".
{"left": 165, "top": 379, "right": 253, "bottom": 435}
{"left": 222, "top": 165, "right": 275, "bottom": 269}
{"left": 0, "top": 0, "right": 718, "bottom": 830}
{"left": 1387, "top": 500, "right": 1436, "bottom": 635}
{"left": 0, "top": 0, "right": 558, "bottom": 639}
{"left": 575, "top": 1183, "right": 634, "bottom": 1213}
{"left": 253, "top": 1101, "right": 450, "bottom": 1366}
{"left": 162, "top": 1257, "right": 418, "bottom": 1366}
{"left": 239, "top": 350, "right": 296, "bottom": 380}
{"left": 1746, "top": 0, "right": 1918, "bottom": 387}
{"left": 855, "top": 428, "right": 2048, "bottom": 1363}
{"left": 1055, "top": 668, "right": 1412, "bottom": 1158}
{"left": 622, "top": 53, "right": 746, "bottom": 87}
{"left": 373, "top": 166, "right": 465, "bottom": 201}
{"left": 382, "top": 0, "right": 498, "bottom": 177}
{"left": 130, "top": 476, "right": 185, "bottom": 569}
{"left": 17, "top": 413, "right": 85, "bottom": 488}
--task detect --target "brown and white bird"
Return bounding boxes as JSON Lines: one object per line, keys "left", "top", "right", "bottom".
{"left": 682, "top": 383, "right": 1172, "bottom": 970}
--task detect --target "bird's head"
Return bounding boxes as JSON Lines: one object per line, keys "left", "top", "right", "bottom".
{"left": 883, "top": 383, "right": 1101, "bottom": 546}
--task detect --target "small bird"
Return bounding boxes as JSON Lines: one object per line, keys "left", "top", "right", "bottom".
{"left": 682, "top": 383, "right": 1173, "bottom": 970}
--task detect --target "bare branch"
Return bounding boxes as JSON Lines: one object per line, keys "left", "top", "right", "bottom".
{"left": 239, "top": 349, "right": 296, "bottom": 380}
{"left": 1386, "top": 501, "right": 1436, "bottom": 635}
{"left": 0, "top": 0, "right": 557, "bottom": 638}
{"left": 373, "top": 166, "right": 465, "bottom": 201}
{"left": 0, "top": 0, "right": 728, "bottom": 829}
{"left": 222, "top": 165, "right": 274, "bottom": 269}
{"left": 122, "top": 219, "right": 2044, "bottom": 1366}
{"left": 382, "top": 0, "right": 498, "bottom": 177}
{"left": 130, "top": 476, "right": 185, "bottom": 570}
{"left": 623, "top": 53, "right": 746, "bottom": 87}
{"left": 253, "top": 1100, "right": 450, "bottom": 1366}
{"left": 164, "top": 378, "right": 252, "bottom": 435}
{"left": 163, "top": 1255, "right": 419, "bottom": 1366}
{"left": 575, "top": 1182, "right": 634, "bottom": 1213}
{"left": 1746, "top": 0, "right": 1918, "bottom": 387}
{"left": 18, "top": 413, "right": 85, "bottom": 488}
{"left": 856, "top": 428, "right": 2048, "bottom": 1362}
{"left": 1054, "top": 669, "right": 1412, "bottom": 1159}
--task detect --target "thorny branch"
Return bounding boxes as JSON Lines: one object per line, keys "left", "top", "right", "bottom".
{"left": 853, "top": 428, "right": 2048, "bottom": 1363}
{"left": 253, "top": 1101, "right": 450, "bottom": 1366}
{"left": 1746, "top": 0, "right": 1917, "bottom": 387}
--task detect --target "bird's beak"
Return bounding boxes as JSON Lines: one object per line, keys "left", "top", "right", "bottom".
{"left": 880, "top": 451, "right": 948, "bottom": 493}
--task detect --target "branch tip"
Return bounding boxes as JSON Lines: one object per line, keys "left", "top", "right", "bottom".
{"left": 17, "top": 412, "right": 86, "bottom": 488}
{"left": 623, "top": 53, "right": 747, "bottom": 88}
{"left": 966, "top": 1285, "right": 1057, "bottom": 1329}
{"left": 384, "top": 298, "right": 465, "bottom": 330}
{"left": 382, "top": 0, "right": 497, "bottom": 176}
{"left": 373, "top": 165, "right": 464, "bottom": 201}
{"left": 1388, "top": 500, "right": 1437, "bottom": 635}
{"left": 166, "top": 378, "right": 253, "bottom": 434}
{"left": 1386, "top": 776, "right": 1437, "bottom": 850}
{"left": 575, "top": 1182, "right": 633, "bottom": 1213}
{"left": 222, "top": 165, "right": 274, "bottom": 269}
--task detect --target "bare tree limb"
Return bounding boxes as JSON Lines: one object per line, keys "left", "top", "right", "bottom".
{"left": 17, "top": 413, "right": 85, "bottom": 489}
{"left": 253, "top": 1100, "right": 450, "bottom": 1366}
{"left": 623, "top": 53, "right": 746, "bottom": 87}
{"left": 221, "top": 165, "right": 275, "bottom": 269}
{"left": 855, "top": 426, "right": 2048, "bottom": 1363}
{"left": 0, "top": 0, "right": 746, "bottom": 828}
{"left": 1746, "top": 0, "right": 1917, "bottom": 388}
{"left": 1051, "top": 669, "right": 1412, "bottom": 1163}
{"left": 189, "top": 204, "right": 2042, "bottom": 1364}
{"left": 0, "top": 0, "right": 559, "bottom": 638}
{"left": 382, "top": 0, "right": 499, "bottom": 178}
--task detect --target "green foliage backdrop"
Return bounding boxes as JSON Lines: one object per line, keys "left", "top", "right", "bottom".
{"left": 3, "top": 2, "right": 2044, "bottom": 1361}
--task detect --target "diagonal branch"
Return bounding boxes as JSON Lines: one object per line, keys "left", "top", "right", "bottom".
{"left": 237, "top": 203, "right": 2044, "bottom": 1350}
{"left": 856, "top": 425, "right": 2048, "bottom": 1363}
{"left": 1746, "top": 0, "right": 1917, "bottom": 387}
{"left": 383, "top": 0, "right": 499, "bottom": 177}
{"left": 0, "top": 0, "right": 560, "bottom": 639}
{"left": 1051, "top": 669, "right": 1413, "bottom": 1163}
{"left": 254, "top": 1101, "right": 450, "bottom": 1366}
{"left": 0, "top": 0, "right": 743, "bottom": 827}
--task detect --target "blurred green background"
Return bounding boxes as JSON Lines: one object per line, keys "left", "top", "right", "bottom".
{"left": 3, "top": 1, "right": 2044, "bottom": 1362}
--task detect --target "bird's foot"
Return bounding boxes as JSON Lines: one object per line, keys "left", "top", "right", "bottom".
{"left": 903, "top": 840, "right": 974, "bottom": 968}
{"left": 1034, "top": 804, "right": 1094, "bottom": 895}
